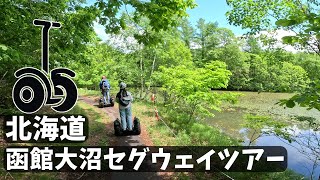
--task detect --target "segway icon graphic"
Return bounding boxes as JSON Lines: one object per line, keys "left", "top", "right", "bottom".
{"left": 12, "top": 19, "right": 78, "bottom": 114}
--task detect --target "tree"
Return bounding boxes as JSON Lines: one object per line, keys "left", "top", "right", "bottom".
{"left": 178, "top": 18, "right": 195, "bottom": 49}
{"left": 244, "top": 35, "right": 263, "bottom": 54}
{"left": 227, "top": 3, "right": 319, "bottom": 178}
{"left": 215, "top": 27, "right": 238, "bottom": 47}
{"left": 105, "top": 13, "right": 195, "bottom": 99}
{"left": 294, "top": 53, "right": 320, "bottom": 81}
{"left": 247, "top": 54, "right": 268, "bottom": 91}
{"left": 0, "top": 0, "right": 98, "bottom": 113}
{"left": 95, "top": 0, "right": 197, "bottom": 45}
{"left": 243, "top": 114, "right": 288, "bottom": 146}
{"left": 153, "top": 61, "right": 239, "bottom": 121}
{"left": 208, "top": 44, "right": 250, "bottom": 90}
{"left": 193, "top": 18, "right": 219, "bottom": 65}
{"left": 226, "top": 0, "right": 320, "bottom": 110}
{"left": 275, "top": 62, "right": 310, "bottom": 92}
{"left": 0, "top": 0, "right": 197, "bottom": 113}
{"left": 69, "top": 40, "right": 130, "bottom": 90}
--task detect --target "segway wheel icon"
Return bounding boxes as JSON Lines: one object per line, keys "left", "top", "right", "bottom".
{"left": 13, "top": 76, "right": 46, "bottom": 114}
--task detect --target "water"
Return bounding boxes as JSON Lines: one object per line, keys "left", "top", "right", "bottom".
{"left": 205, "top": 92, "right": 320, "bottom": 179}
{"left": 250, "top": 128, "right": 320, "bottom": 179}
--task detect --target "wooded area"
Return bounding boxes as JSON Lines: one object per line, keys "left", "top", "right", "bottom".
{"left": 0, "top": 0, "right": 319, "bottom": 179}
{"left": 1, "top": 0, "right": 319, "bottom": 113}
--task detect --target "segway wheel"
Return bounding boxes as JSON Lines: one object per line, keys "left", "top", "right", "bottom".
{"left": 98, "top": 98, "right": 104, "bottom": 108}
{"left": 114, "top": 118, "right": 123, "bottom": 136}
{"left": 133, "top": 117, "right": 141, "bottom": 135}
{"left": 105, "top": 97, "right": 114, "bottom": 107}
{"left": 109, "top": 97, "right": 115, "bottom": 107}
{"left": 12, "top": 76, "right": 46, "bottom": 113}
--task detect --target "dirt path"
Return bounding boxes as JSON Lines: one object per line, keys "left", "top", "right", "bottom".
{"left": 78, "top": 96, "right": 161, "bottom": 180}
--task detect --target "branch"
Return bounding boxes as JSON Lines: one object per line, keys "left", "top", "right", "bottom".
{"left": 124, "top": 4, "right": 144, "bottom": 34}
{"left": 77, "top": 172, "right": 85, "bottom": 179}
{"left": 306, "top": 41, "right": 320, "bottom": 56}
{"left": 2, "top": 168, "right": 14, "bottom": 180}
{"left": 248, "top": 129, "right": 258, "bottom": 146}
{"left": 1, "top": 71, "right": 7, "bottom": 81}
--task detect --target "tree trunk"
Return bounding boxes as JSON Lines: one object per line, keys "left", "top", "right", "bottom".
{"left": 143, "top": 52, "right": 156, "bottom": 100}
{"left": 188, "top": 103, "right": 198, "bottom": 122}
{"left": 201, "top": 36, "right": 205, "bottom": 61}
{"left": 139, "top": 51, "right": 144, "bottom": 99}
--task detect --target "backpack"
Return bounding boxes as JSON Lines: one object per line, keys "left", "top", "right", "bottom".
{"left": 117, "top": 91, "right": 130, "bottom": 106}
{"left": 99, "top": 79, "right": 110, "bottom": 90}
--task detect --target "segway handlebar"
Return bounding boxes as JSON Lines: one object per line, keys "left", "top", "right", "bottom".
{"left": 33, "top": 19, "right": 61, "bottom": 73}
{"left": 33, "top": 19, "right": 61, "bottom": 28}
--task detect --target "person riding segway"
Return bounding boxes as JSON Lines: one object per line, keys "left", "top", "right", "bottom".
{"left": 113, "top": 82, "right": 141, "bottom": 136}
{"left": 98, "top": 76, "right": 114, "bottom": 108}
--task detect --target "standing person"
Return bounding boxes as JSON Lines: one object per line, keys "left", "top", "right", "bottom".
{"left": 99, "top": 76, "right": 111, "bottom": 105}
{"left": 116, "top": 82, "right": 133, "bottom": 131}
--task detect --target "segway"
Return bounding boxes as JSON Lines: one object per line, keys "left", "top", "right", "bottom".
{"left": 98, "top": 96, "right": 114, "bottom": 108}
{"left": 12, "top": 19, "right": 78, "bottom": 114}
{"left": 114, "top": 117, "right": 141, "bottom": 136}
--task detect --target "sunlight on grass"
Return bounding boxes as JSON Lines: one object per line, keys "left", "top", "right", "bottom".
{"left": 78, "top": 88, "right": 101, "bottom": 96}
{"left": 76, "top": 101, "right": 109, "bottom": 145}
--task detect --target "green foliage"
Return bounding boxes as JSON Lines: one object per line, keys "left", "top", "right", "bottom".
{"left": 274, "top": 62, "right": 310, "bottom": 92}
{"left": 2, "top": 1, "right": 315, "bottom": 179}
{"left": 294, "top": 116, "right": 319, "bottom": 131}
{"left": 226, "top": 0, "right": 320, "bottom": 110}
{"left": 189, "top": 122, "right": 237, "bottom": 145}
{"left": 275, "top": 12, "right": 320, "bottom": 53}
{"left": 279, "top": 81, "right": 320, "bottom": 111}
{"left": 244, "top": 35, "right": 263, "bottom": 54}
{"left": 78, "top": 88, "right": 101, "bottom": 96}
{"left": 153, "top": 61, "right": 239, "bottom": 120}
{"left": 193, "top": 18, "right": 219, "bottom": 64}
{"left": 154, "top": 36, "right": 194, "bottom": 68}
{"left": 192, "top": 19, "right": 240, "bottom": 66}
{"left": 207, "top": 45, "right": 309, "bottom": 92}
{"left": 178, "top": 18, "right": 195, "bottom": 48}
{"left": 0, "top": 0, "right": 97, "bottom": 113}
{"left": 95, "top": 0, "right": 197, "bottom": 45}
{"left": 226, "top": 0, "right": 319, "bottom": 36}
{"left": 247, "top": 54, "right": 268, "bottom": 91}
{"left": 0, "top": 0, "right": 197, "bottom": 112}
{"left": 69, "top": 41, "right": 130, "bottom": 90}
{"left": 214, "top": 44, "right": 251, "bottom": 90}
{"left": 155, "top": 104, "right": 239, "bottom": 146}
{"left": 294, "top": 53, "right": 320, "bottom": 81}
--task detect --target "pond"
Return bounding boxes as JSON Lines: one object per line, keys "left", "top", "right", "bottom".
{"left": 205, "top": 91, "right": 320, "bottom": 179}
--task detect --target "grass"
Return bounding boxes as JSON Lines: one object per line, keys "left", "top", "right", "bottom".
{"left": 131, "top": 100, "right": 239, "bottom": 179}
{"left": 76, "top": 101, "right": 109, "bottom": 146}
{"left": 78, "top": 88, "right": 102, "bottom": 97}
{"left": 133, "top": 101, "right": 177, "bottom": 146}
{"left": 35, "top": 90, "right": 301, "bottom": 179}
{"left": 133, "top": 100, "right": 237, "bottom": 146}
{"left": 131, "top": 98, "right": 306, "bottom": 180}
{"left": 0, "top": 101, "right": 109, "bottom": 179}
{"left": 78, "top": 88, "right": 119, "bottom": 98}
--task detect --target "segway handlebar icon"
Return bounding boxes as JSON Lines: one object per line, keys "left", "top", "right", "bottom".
{"left": 12, "top": 19, "right": 78, "bottom": 114}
